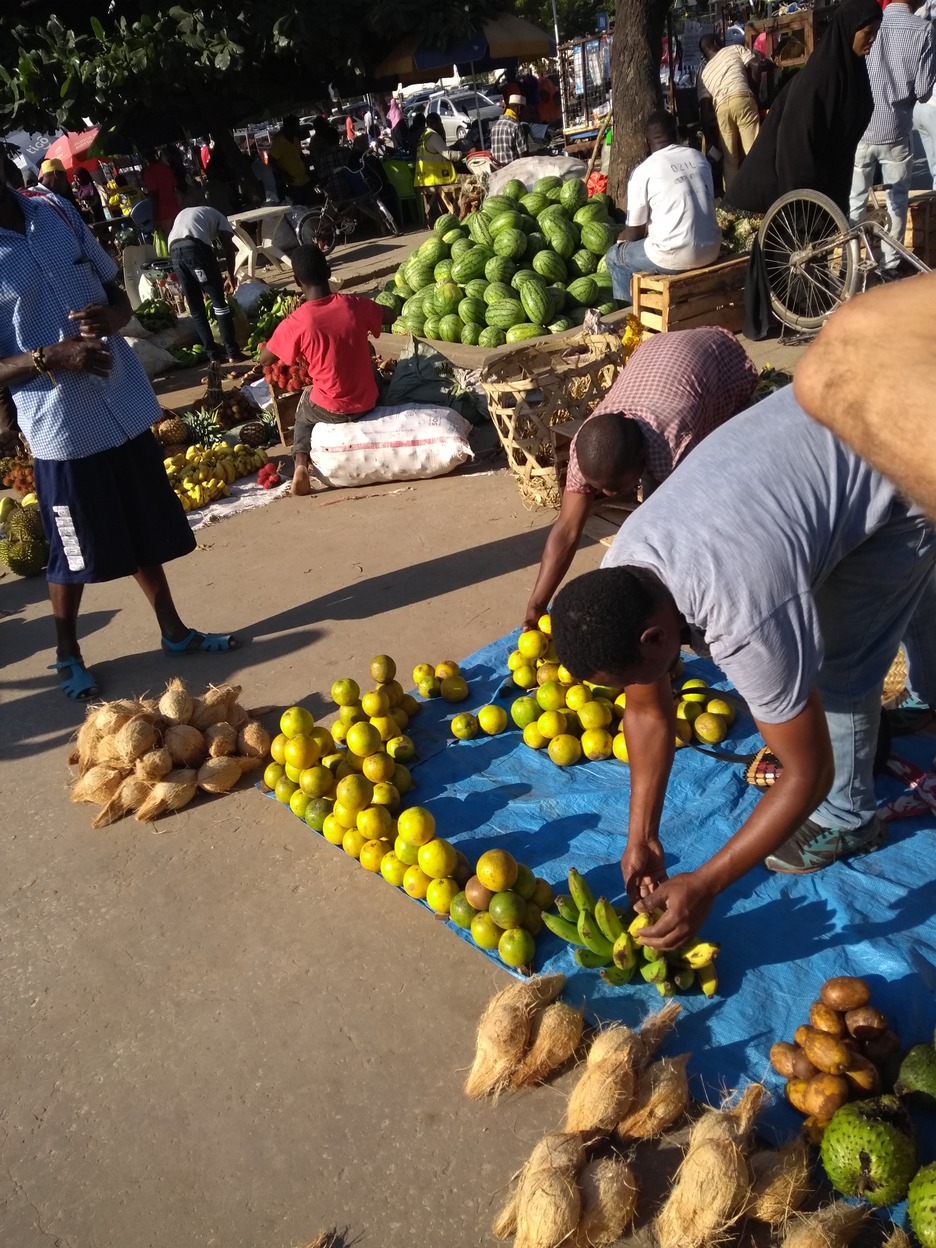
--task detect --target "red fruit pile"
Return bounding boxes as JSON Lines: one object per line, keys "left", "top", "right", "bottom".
{"left": 1, "top": 457, "right": 35, "bottom": 495}
{"left": 263, "top": 354, "right": 312, "bottom": 394}
{"left": 258, "top": 462, "right": 283, "bottom": 490}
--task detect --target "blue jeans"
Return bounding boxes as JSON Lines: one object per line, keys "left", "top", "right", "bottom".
{"left": 849, "top": 140, "right": 912, "bottom": 271}
{"left": 604, "top": 240, "right": 683, "bottom": 303}
{"left": 813, "top": 504, "right": 936, "bottom": 831}
{"left": 913, "top": 102, "right": 936, "bottom": 192}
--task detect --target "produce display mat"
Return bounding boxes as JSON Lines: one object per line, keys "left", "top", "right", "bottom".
{"left": 267, "top": 627, "right": 936, "bottom": 1145}
{"left": 186, "top": 474, "right": 289, "bottom": 531}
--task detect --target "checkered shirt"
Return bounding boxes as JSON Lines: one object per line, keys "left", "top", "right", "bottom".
{"left": 490, "top": 117, "right": 527, "bottom": 167}
{"left": 0, "top": 192, "right": 161, "bottom": 461}
{"left": 314, "top": 146, "right": 351, "bottom": 200}
{"left": 863, "top": 2, "right": 936, "bottom": 144}
{"left": 565, "top": 326, "right": 758, "bottom": 494}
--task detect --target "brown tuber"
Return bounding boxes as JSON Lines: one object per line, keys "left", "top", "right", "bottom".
{"left": 801, "top": 1029, "right": 852, "bottom": 1076}
{"left": 770, "top": 1041, "right": 798, "bottom": 1079}
{"left": 803, "top": 1072, "right": 850, "bottom": 1120}
{"left": 809, "top": 1000, "right": 847, "bottom": 1037}
{"left": 844, "top": 1005, "right": 888, "bottom": 1041}
{"left": 820, "top": 976, "right": 871, "bottom": 1012}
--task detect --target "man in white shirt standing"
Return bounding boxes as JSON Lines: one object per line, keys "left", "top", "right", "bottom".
{"left": 698, "top": 34, "right": 761, "bottom": 188}
{"left": 604, "top": 111, "right": 723, "bottom": 303}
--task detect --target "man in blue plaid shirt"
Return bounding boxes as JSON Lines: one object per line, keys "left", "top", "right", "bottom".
{"left": 0, "top": 162, "right": 238, "bottom": 701}
{"left": 490, "top": 95, "right": 529, "bottom": 168}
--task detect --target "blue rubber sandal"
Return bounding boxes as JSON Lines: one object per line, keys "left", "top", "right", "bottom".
{"left": 161, "top": 629, "right": 240, "bottom": 656}
{"left": 49, "top": 656, "right": 99, "bottom": 701}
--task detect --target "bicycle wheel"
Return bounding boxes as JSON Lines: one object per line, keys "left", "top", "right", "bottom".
{"left": 757, "top": 189, "right": 860, "bottom": 331}
{"left": 374, "top": 195, "right": 401, "bottom": 237}
{"left": 296, "top": 208, "right": 337, "bottom": 256}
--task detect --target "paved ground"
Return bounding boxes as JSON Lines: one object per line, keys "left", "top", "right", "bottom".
{"left": 0, "top": 239, "right": 811, "bottom": 1247}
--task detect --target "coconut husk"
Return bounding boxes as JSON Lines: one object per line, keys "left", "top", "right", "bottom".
{"left": 94, "top": 699, "right": 147, "bottom": 736}
{"left": 464, "top": 974, "right": 565, "bottom": 1100}
{"left": 526, "top": 1131, "right": 591, "bottom": 1174}
{"left": 204, "top": 722, "right": 238, "bottom": 758}
{"left": 134, "top": 768, "right": 198, "bottom": 822}
{"left": 71, "top": 763, "right": 130, "bottom": 805}
{"left": 237, "top": 720, "right": 272, "bottom": 758}
{"left": 114, "top": 714, "right": 159, "bottom": 766}
{"left": 491, "top": 1187, "right": 518, "bottom": 1240}
{"left": 71, "top": 713, "right": 103, "bottom": 774}
{"left": 135, "top": 747, "right": 173, "bottom": 782}
{"left": 638, "top": 999, "right": 683, "bottom": 1057}
{"left": 748, "top": 1139, "right": 813, "bottom": 1226}
{"left": 574, "top": 1155, "right": 638, "bottom": 1247}
{"left": 617, "top": 1053, "right": 691, "bottom": 1140}
{"left": 587, "top": 1024, "right": 645, "bottom": 1069}
{"left": 190, "top": 684, "right": 243, "bottom": 732}
{"left": 226, "top": 701, "right": 249, "bottom": 729}
{"left": 157, "top": 676, "right": 194, "bottom": 725}
{"left": 688, "top": 1082, "right": 768, "bottom": 1152}
{"left": 882, "top": 1228, "right": 911, "bottom": 1248}
{"left": 514, "top": 1160, "right": 582, "bottom": 1248}
{"left": 196, "top": 755, "right": 261, "bottom": 794}
{"left": 566, "top": 1052, "right": 637, "bottom": 1132}
{"left": 656, "top": 1138, "right": 751, "bottom": 1248}
{"left": 511, "top": 1001, "right": 584, "bottom": 1088}
{"left": 91, "top": 775, "right": 153, "bottom": 828}
{"left": 164, "top": 724, "right": 207, "bottom": 768}
{"left": 779, "top": 1200, "right": 869, "bottom": 1248}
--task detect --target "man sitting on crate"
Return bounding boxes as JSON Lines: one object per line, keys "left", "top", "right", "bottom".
{"left": 259, "top": 246, "right": 394, "bottom": 496}
{"left": 523, "top": 327, "right": 758, "bottom": 627}
{"left": 604, "top": 111, "right": 723, "bottom": 303}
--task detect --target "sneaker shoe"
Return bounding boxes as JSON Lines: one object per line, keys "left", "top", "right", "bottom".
{"left": 225, "top": 350, "right": 247, "bottom": 363}
{"left": 764, "top": 815, "right": 886, "bottom": 875}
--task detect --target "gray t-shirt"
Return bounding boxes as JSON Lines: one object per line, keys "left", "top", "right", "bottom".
{"left": 602, "top": 388, "right": 902, "bottom": 723}
{"left": 166, "top": 206, "right": 233, "bottom": 249}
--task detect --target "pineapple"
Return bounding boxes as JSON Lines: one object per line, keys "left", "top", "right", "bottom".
{"left": 239, "top": 421, "right": 269, "bottom": 449}
{"left": 184, "top": 407, "right": 223, "bottom": 447}
{"left": 155, "top": 415, "right": 189, "bottom": 446}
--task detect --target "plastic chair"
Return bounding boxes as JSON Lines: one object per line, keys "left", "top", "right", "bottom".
{"left": 381, "top": 158, "right": 424, "bottom": 228}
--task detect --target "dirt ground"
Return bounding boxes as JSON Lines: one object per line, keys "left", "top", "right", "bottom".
{"left": 0, "top": 249, "right": 811, "bottom": 1248}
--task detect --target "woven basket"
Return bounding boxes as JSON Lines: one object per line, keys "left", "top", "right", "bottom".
{"left": 480, "top": 332, "right": 625, "bottom": 509}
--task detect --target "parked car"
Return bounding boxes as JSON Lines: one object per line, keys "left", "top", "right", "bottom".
{"left": 426, "top": 91, "right": 502, "bottom": 143}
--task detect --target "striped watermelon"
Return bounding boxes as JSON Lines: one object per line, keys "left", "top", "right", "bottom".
{"left": 597, "top": 254, "right": 609, "bottom": 273}
{"left": 452, "top": 247, "right": 492, "bottom": 284}
{"left": 485, "top": 255, "right": 515, "bottom": 283}
{"left": 506, "top": 323, "right": 546, "bottom": 343}
{"left": 591, "top": 191, "right": 611, "bottom": 207}
{"left": 542, "top": 217, "right": 579, "bottom": 259}
{"left": 511, "top": 269, "right": 541, "bottom": 290}
{"left": 545, "top": 286, "right": 567, "bottom": 321}
{"left": 438, "top": 314, "right": 464, "bottom": 343}
{"left": 434, "top": 259, "right": 454, "bottom": 282}
{"left": 567, "top": 276, "right": 599, "bottom": 307}
{"left": 374, "top": 290, "right": 402, "bottom": 313}
{"left": 464, "top": 278, "right": 489, "bottom": 300}
{"left": 481, "top": 194, "right": 516, "bottom": 218}
{"left": 534, "top": 175, "right": 562, "bottom": 195}
{"left": 516, "top": 213, "right": 541, "bottom": 235}
{"left": 523, "top": 232, "right": 549, "bottom": 260}
{"left": 538, "top": 203, "right": 569, "bottom": 227}
{"left": 461, "top": 322, "right": 483, "bottom": 345}
{"left": 519, "top": 279, "right": 549, "bottom": 325}
{"left": 422, "top": 315, "right": 441, "bottom": 339}
{"left": 458, "top": 296, "right": 487, "bottom": 326}
{"left": 418, "top": 236, "right": 446, "bottom": 266}
{"left": 546, "top": 186, "right": 563, "bottom": 201}
{"left": 403, "top": 312, "right": 426, "bottom": 334}
{"left": 465, "top": 212, "right": 494, "bottom": 248}
{"left": 520, "top": 192, "right": 550, "bottom": 217}
{"left": 502, "top": 178, "right": 526, "bottom": 200}
{"left": 483, "top": 281, "right": 515, "bottom": 305}
{"left": 574, "top": 202, "right": 609, "bottom": 226}
{"left": 478, "top": 326, "right": 506, "bottom": 348}
{"left": 434, "top": 212, "right": 460, "bottom": 236}
{"left": 548, "top": 317, "right": 573, "bottom": 334}
{"left": 390, "top": 318, "right": 407, "bottom": 335}
{"left": 489, "top": 210, "right": 523, "bottom": 236}
{"left": 567, "top": 249, "right": 599, "bottom": 279}
{"left": 593, "top": 271, "right": 613, "bottom": 291}
{"left": 402, "top": 291, "right": 428, "bottom": 316}
{"left": 492, "top": 227, "right": 527, "bottom": 260}
{"left": 559, "top": 179, "right": 588, "bottom": 212}
{"left": 567, "top": 306, "right": 590, "bottom": 326}
{"left": 485, "top": 299, "right": 526, "bottom": 329}
{"left": 405, "top": 260, "right": 435, "bottom": 290}
{"left": 597, "top": 300, "right": 622, "bottom": 315}
{"left": 581, "top": 221, "right": 617, "bottom": 256}
{"left": 532, "top": 249, "right": 567, "bottom": 283}
{"left": 434, "top": 282, "right": 463, "bottom": 316}
{"left": 442, "top": 227, "right": 468, "bottom": 246}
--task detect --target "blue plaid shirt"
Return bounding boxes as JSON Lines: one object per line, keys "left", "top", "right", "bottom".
{"left": 0, "top": 193, "right": 161, "bottom": 461}
{"left": 862, "top": 2, "right": 936, "bottom": 145}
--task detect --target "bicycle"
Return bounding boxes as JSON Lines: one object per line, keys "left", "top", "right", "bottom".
{"left": 292, "top": 163, "right": 399, "bottom": 256}
{"left": 756, "top": 187, "right": 931, "bottom": 332}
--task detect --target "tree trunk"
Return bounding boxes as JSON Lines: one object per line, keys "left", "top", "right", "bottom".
{"left": 608, "top": 0, "right": 671, "bottom": 210}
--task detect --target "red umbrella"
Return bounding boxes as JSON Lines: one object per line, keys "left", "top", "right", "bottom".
{"left": 44, "top": 127, "right": 101, "bottom": 173}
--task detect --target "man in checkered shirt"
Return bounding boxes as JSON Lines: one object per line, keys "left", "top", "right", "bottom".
{"left": 490, "top": 95, "right": 528, "bottom": 168}
{"left": 0, "top": 162, "right": 237, "bottom": 701}
{"left": 524, "top": 326, "right": 757, "bottom": 627}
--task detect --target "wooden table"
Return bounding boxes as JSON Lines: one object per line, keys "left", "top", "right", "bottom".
{"left": 227, "top": 205, "right": 294, "bottom": 278}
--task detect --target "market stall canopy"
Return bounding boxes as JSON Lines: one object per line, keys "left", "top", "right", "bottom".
{"left": 374, "top": 13, "right": 554, "bottom": 85}
{"left": 44, "top": 127, "right": 100, "bottom": 172}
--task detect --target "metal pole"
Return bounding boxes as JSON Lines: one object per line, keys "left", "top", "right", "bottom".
{"left": 550, "top": 0, "right": 567, "bottom": 132}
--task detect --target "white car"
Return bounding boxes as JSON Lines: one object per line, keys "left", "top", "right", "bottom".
{"left": 427, "top": 91, "right": 502, "bottom": 143}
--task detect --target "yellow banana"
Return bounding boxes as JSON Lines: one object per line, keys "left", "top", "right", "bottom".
{"left": 612, "top": 932, "right": 637, "bottom": 971}
{"left": 680, "top": 941, "right": 721, "bottom": 969}
{"left": 696, "top": 963, "right": 718, "bottom": 998}
{"left": 594, "top": 898, "right": 625, "bottom": 943}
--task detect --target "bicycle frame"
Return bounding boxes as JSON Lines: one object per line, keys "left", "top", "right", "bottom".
{"left": 793, "top": 220, "right": 930, "bottom": 288}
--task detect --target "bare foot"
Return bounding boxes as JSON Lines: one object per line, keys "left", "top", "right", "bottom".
{"left": 290, "top": 467, "right": 312, "bottom": 496}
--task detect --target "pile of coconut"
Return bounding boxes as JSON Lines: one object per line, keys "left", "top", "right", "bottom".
{"left": 470, "top": 975, "right": 908, "bottom": 1248}
{"left": 69, "top": 678, "right": 271, "bottom": 827}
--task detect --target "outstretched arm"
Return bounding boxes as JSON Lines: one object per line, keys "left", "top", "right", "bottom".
{"left": 524, "top": 489, "right": 593, "bottom": 627}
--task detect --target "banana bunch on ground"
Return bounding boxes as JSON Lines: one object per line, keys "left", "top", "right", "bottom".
{"left": 164, "top": 442, "right": 270, "bottom": 512}
{"left": 541, "top": 868, "right": 720, "bottom": 998}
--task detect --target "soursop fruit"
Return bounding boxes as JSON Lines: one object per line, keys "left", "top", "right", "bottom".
{"left": 820, "top": 1096, "right": 917, "bottom": 1207}
{"left": 909, "top": 1162, "right": 936, "bottom": 1247}
{"left": 896, "top": 1043, "right": 936, "bottom": 1105}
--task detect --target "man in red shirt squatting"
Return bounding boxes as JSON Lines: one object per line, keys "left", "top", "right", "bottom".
{"left": 524, "top": 327, "right": 758, "bottom": 627}
{"left": 260, "top": 246, "right": 395, "bottom": 495}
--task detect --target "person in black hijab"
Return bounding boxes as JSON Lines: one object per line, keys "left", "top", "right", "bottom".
{"left": 727, "top": 0, "right": 882, "bottom": 214}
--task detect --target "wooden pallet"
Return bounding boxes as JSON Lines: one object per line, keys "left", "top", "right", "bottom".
{"left": 631, "top": 255, "right": 748, "bottom": 334}
{"left": 904, "top": 190, "right": 936, "bottom": 267}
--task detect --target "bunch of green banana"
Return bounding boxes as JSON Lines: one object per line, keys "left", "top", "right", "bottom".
{"left": 541, "top": 868, "right": 720, "bottom": 998}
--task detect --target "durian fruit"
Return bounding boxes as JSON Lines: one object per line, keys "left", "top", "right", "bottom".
{"left": 820, "top": 1095, "right": 917, "bottom": 1207}
{"left": 0, "top": 534, "right": 48, "bottom": 577}
{"left": 7, "top": 503, "right": 44, "bottom": 543}
{"left": 909, "top": 1163, "right": 936, "bottom": 1248}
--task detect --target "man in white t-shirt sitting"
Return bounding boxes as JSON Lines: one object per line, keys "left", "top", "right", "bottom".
{"left": 604, "top": 111, "right": 723, "bottom": 304}
{"left": 698, "top": 35, "right": 761, "bottom": 188}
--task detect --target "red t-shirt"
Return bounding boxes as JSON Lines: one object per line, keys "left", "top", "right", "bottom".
{"left": 142, "top": 162, "right": 179, "bottom": 226}
{"left": 268, "top": 294, "right": 384, "bottom": 414}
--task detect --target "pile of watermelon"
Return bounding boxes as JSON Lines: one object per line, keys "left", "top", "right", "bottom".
{"left": 376, "top": 176, "right": 622, "bottom": 348}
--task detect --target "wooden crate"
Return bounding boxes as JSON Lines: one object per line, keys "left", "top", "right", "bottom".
{"left": 904, "top": 190, "right": 936, "bottom": 267}
{"left": 270, "top": 390, "right": 299, "bottom": 449}
{"left": 631, "top": 256, "right": 748, "bottom": 335}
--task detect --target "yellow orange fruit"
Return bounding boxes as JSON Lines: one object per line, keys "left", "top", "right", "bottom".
{"left": 269, "top": 733, "right": 288, "bottom": 765}
{"left": 380, "top": 679, "right": 405, "bottom": 708}
{"left": 390, "top": 707, "right": 409, "bottom": 731}
{"left": 338, "top": 703, "right": 366, "bottom": 727}
{"left": 517, "top": 629, "right": 548, "bottom": 661}
{"left": 380, "top": 852, "right": 408, "bottom": 886}
{"left": 523, "top": 722, "right": 547, "bottom": 749}
{"left": 451, "top": 713, "right": 479, "bottom": 740}
{"left": 370, "top": 655, "right": 396, "bottom": 684}
{"left": 280, "top": 706, "right": 315, "bottom": 738}
{"left": 476, "top": 848, "right": 519, "bottom": 892}
{"left": 706, "top": 697, "right": 736, "bottom": 725}
{"left": 536, "top": 680, "right": 567, "bottom": 712}
{"left": 372, "top": 781, "right": 400, "bottom": 811}
{"left": 693, "top": 712, "right": 728, "bottom": 744}
{"left": 394, "top": 836, "right": 419, "bottom": 866}
{"left": 418, "top": 837, "right": 458, "bottom": 879}
{"left": 578, "top": 700, "right": 612, "bottom": 731}
{"left": 392, "top": 763, "right": 413, "bottom": 794}
{"left": 537, "top": 710, "right": 567, "bottom": 740}
{"left": 299, "top": 765, "right": 333, "bottom": 798}
{"left": 330, "top": 679, "right": 360, "bottom": 707}
{"left": 557, "top": 664, "right": 576, "bottom": 685}
{"left": 435, "top": 660, "right": 460, "bottom": 681}
{"left": 330, "top": 720, "right": 349, "bottom": 745}
{"left": 346, "top": 721, "right": 382, "bottom": 758}
{"left": 537, "top": 613, "right": 552, "bottom": 635}
{"left": 369, "top": 715, "right": 397, "bottom": 743}
{"left": 426, "top": 877, "right": 460, "bottom": 914}
{"left": 612, "top": 733, "right": 630, "bottom": 763}
{"left": 440, "top": 675, "right": 469, "bottom": 702}
{"left": 564, "top": 684, "right": 590, "bottom": 712}
{"left": 332, "top": 801, "right": 359, "bottom": 830}
{"left": 322, "top": 814, "right": 346, "bottom": 845}
{"left": 361, "top": 689, "right": 390, "bottom": 718}
{"left": 263, "top": 762, "right": 285, "bottom": 790}
{"left": 506, "top": 649, "right": 526, "bottom": 672}
{"left": 402, "top": 865, "right": 431, "bottom": 899}
{"left": 397, "top": 805, "right": 435, "bottom": 846}
{"left": 386, "top": 734, "right": 416, "bottom": 762}
{"left": 357, "top": 804, "right": 393, "bottom": 840}
{"left": 359, "top": 838, "right": 389, "bottom": 872}
{"left": 581, "top": 728, "right": 614, "bottom": 761}
{"left": 336, "top": 773, "right": 374, "bottom": 812}
{"left": 417, "top": 675, "right": 441, "bottom": 698}
{"left": 548, "top": 734, "right": 582, "bottom": 766}
{"left": 283, "top": 734, "right": 320, "bottom": 771}
{"left": 284, "top": 763, "right": 302, "bottom": 783}
{"left": 512, "top": 664, "right": 537, "bottom": 688}
{"left": 289, "top": 790, "right": 310, "bottom": 819}
{"left": 362, "top": 751, "right": 395, "bottom": 783}
{"left": 341, "top": 828, "right": 367, "bottom": 859}
{"left": 477, "top": 704, "right": 508, "bottom": 735}
{"left": 413, "top": 662, "right": 435, "bottom": 685}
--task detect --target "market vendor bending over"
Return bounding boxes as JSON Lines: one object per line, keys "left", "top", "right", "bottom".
{"left": 550, "top": 385, "right": 936, "bottom": 949}
{"left": 259, "top": 246, "right": 394, "bottom": 496}
{"left": 524, "top": 327, "right": 757, "bottom": 628}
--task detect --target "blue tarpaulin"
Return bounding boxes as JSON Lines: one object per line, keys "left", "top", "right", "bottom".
{"left": 267, "top": 627, "right": 936, "bottom": 1158}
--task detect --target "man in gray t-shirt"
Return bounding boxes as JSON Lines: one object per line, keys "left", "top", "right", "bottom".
{"left": 550, "top": 386, "right": 936, "bottom": 950}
